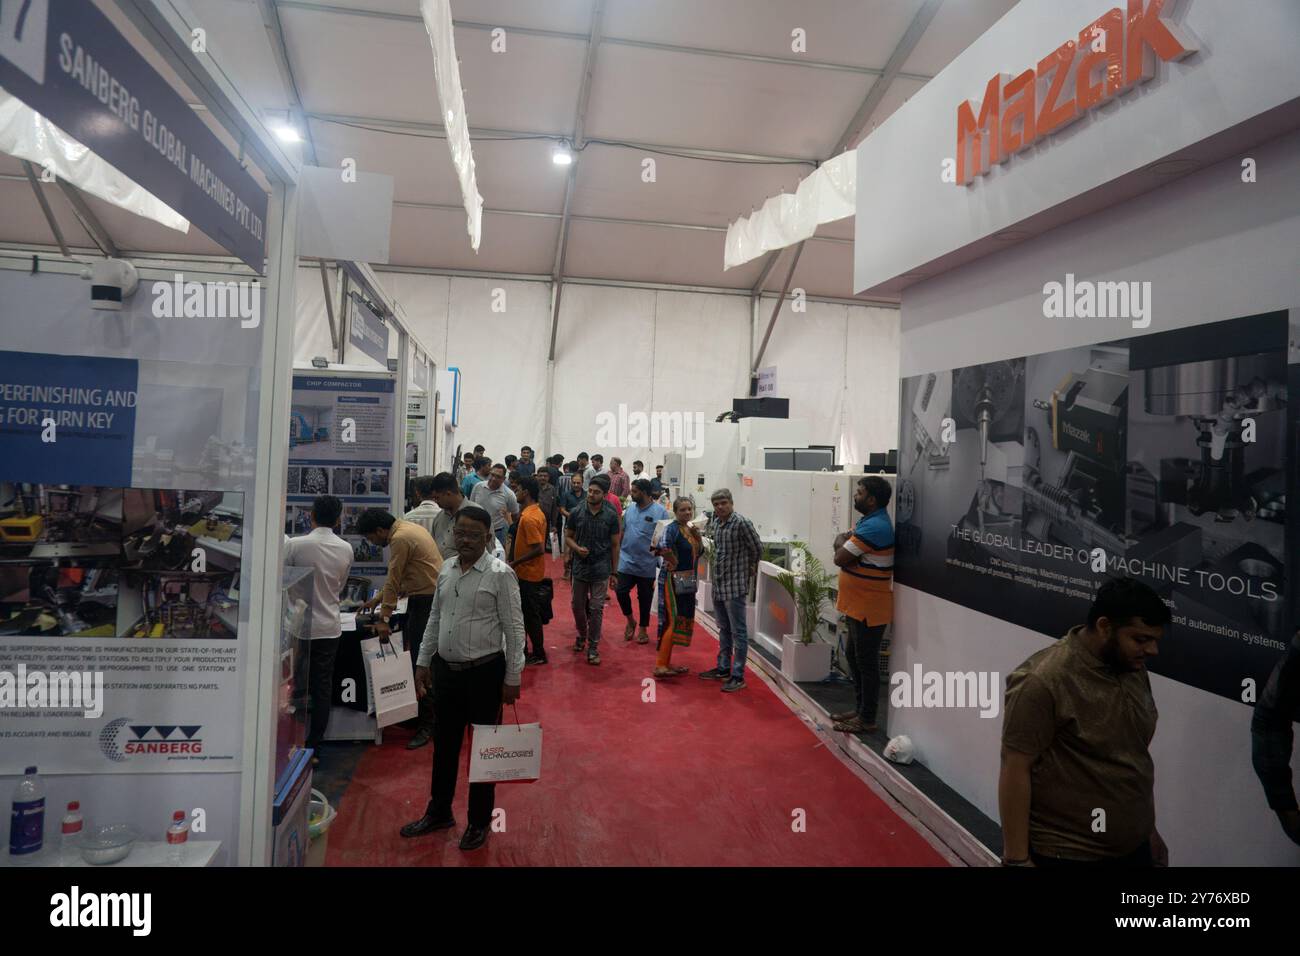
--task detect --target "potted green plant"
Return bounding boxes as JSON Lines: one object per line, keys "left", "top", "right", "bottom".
{"left": 775, "top": 542, "right": 836, "bottom": 682}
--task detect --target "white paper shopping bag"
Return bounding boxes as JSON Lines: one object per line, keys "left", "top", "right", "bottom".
{"left": 468, "top": 720, "right": 542, "bottom": 783}
{"left": 369, "top": 640, "right": 418, "bottom": 728}
{"left": 360, "top": 632, "right": 404, "bottom": 716}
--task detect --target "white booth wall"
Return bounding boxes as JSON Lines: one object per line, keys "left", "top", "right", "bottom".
{"left": 891, "top": 129, "right": 1300, "bottom": 867}
{"left": 294, "top": 269, "right": 899, "bottom": 468}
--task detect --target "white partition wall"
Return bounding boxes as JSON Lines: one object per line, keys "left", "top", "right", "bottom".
{"left": 861, "top": 0, "right": 1300, "bottom": 865}
{"left": 292, "top": 273, "right": 899, "bottom": 466}
{"left": 450, "top": 278, "right": 552, "bottom": 460}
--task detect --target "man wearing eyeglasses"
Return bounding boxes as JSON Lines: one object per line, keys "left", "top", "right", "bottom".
{"left": 400, "top": 504, "right": 526, "bottom": 852}
{"left": 471, "top": 463, "right": 520, "bottom": 548}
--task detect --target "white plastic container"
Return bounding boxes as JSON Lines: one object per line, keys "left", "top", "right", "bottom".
{"left": 166, "top": 810, "right": 189, "bottom": 866}
{"left": 60, "top": 801, "right": 84, "bottom": 863}
{"left": 8, "top": 766, "right": 45, "bottom": 864}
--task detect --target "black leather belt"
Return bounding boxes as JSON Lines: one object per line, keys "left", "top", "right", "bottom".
{"left": 442, "top": 651, "right": 505, "bottom": 672}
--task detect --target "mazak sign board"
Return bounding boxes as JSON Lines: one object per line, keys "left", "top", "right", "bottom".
{"left": 957, "top": 0, "right": 1198, "bottom": 185}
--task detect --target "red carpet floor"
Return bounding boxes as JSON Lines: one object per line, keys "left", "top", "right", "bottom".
{"left": 325, "top": 558, "right": 949, "bottom": 866}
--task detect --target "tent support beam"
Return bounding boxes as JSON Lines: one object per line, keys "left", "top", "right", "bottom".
{"left": 20, "top": 161, "right": 70, "bottom": 258}
{"left": 56, "top": 180, "right": 118, "bottom": 257}
{"left": 547, "top": 0, "right": 605, "bottom": 363}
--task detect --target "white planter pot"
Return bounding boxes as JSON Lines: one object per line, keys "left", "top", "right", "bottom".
{"left": 781, "top": 635, "right": 833, "bottom": 683}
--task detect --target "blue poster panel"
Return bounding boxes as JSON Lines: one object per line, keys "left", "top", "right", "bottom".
{"left": 0, "top": 350, "right": 139, "bottom": 487}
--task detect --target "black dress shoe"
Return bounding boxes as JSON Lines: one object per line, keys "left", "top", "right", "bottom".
{"left": 406, "top": 729, "right": 432, "bottom": 750}
{"left": 459, "top": 825, "right": 489, "bottom": 851}
{"left": 400, "top": 813, "right": 456, "bottom": 838}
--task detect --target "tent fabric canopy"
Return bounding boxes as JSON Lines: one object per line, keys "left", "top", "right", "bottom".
{"left": 725, "top": 150, "right": 855, "bottom": 270}
{"left": 0, "top": 90, "right": 189, "bottom": 235}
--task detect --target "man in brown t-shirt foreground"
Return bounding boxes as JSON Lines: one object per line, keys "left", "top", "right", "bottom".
{"left": 359, "top": 509, "right": 444, "bottom": 748}
{"left": 999, "top": 576, "right": 1171, "bottom": 867}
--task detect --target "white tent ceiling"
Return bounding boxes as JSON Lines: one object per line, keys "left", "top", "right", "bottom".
{"left": 0, "top": 0, "right": 1017, "bottom": 299}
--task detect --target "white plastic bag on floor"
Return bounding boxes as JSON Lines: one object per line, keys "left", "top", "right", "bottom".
{"left": 884, "top": 734, "right": 915, "bottom": 765}
{"left": 468, "top": 720, "right": 542, "bottom": 783}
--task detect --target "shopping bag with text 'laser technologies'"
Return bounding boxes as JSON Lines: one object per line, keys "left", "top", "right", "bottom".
{"left": 369, "top": 639, "right": 418, "bottom": 728}
{"left": 468, "top": 716, "right": 542, "bottom": 784}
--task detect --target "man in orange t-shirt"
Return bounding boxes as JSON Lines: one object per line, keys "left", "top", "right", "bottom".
{"left": 510, "top": 476, "right": 549, "bottom": 665}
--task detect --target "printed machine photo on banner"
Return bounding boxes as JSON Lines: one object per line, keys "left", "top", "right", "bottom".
{"left": 896, "top": 311, "right": 1291, "bottom": 703}
{"left": 0, "top": 484, "right": 243, "bottom": 639}
{"left": 0, "top": 483, "right": 123, "bottom": 637}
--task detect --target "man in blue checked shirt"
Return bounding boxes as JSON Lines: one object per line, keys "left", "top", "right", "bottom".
{"left": 698, "top": 488, "right": 761, "bottom": 693}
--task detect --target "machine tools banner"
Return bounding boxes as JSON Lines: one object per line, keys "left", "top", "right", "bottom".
{"left": 286, "top": 373, "right": 395, "bottom": 581}
{"left": 0, "top": 271, "right": 263, "bottom": 773}
{"left": 895, "top": 311, "right": 1292, "bottom": 704}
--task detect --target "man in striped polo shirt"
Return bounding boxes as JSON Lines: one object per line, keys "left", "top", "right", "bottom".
{"left": 831, "top": 476, "right": 894, "bottom": 733}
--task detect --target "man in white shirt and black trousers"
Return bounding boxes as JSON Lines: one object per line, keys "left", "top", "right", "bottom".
{"left": 400, "top": 503, "right": 527, "bottom": 851}
{"left": 283, "top": 495, "right": 354, "bottom": 763}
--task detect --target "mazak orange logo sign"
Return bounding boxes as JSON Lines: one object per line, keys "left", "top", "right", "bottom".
{"left": 956, "top": 0, "right": 1197, "bottom": 185}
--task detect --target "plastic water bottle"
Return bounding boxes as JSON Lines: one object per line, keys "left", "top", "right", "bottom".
{"left": 8, "top": 766, "right": 45, "bottom": 865}
{"left": 60, "top": 801, "right": 83, "bottom": 863}
{"left": 166, "top": 810, "right": 189, "bottom": 866}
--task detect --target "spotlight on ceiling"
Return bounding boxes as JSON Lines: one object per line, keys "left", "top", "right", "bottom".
{"left": 273, "top": 125, "right": 301, "bottom": 143}
{"left": 552, "top": 144, "right": 574, "bottom": 166}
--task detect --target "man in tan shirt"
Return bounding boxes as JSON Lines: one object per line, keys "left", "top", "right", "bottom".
{"left": 999, "top": 576, "right": 1171, "bottom": 867}
{"left": 358, "top": 508, "right": 444, "bottom": 748}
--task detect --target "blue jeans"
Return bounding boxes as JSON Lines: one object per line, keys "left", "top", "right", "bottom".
{"left": 714, "top": 597, "right": 749, "bottom": 681}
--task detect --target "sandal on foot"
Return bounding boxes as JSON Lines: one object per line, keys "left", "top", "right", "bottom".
{"left": 833, "top": 716, "right": 868, "bottom": 733}
{"left": 636, "top": 632, "right": 649, "bottom": 644}
{"left": 670, "top": 665, "right": 689, "bottom": 675}
{"left": 652, "top": 667, "right": 676, "bottom": 678}
{"left": 830, "top": 709, "right": 858, "bottom": 722}
{"left": 623, "top": 621, "right": 636, "bottom": 641}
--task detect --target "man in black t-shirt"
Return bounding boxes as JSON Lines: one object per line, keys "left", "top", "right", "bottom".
{"left": 565, "top": 476, "right": 621, "bottom": 666}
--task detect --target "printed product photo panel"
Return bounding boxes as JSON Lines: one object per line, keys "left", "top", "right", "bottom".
{"left": 0, "top": 483, "right": 123, "bottom": 560}
{"left": 0, "top": 560, "right": 119, "bottom": 637}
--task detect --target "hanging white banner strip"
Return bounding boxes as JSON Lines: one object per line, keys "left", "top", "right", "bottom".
{"left": 724, "top": 150, "right": 855, "bottom": 270}
{"left": 419, "top": 0, "right": 484, "bottom": 252}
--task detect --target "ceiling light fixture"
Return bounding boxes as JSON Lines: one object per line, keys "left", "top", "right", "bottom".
{"left": 272, "top": 125, "right": 301, "bottom": 143}
{"left": 552, "top": 144, "right": 574, "bottom": 166}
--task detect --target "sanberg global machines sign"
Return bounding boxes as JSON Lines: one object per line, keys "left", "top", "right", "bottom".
{"left": 956, "top": 0, "right": 1198, "bottom": 185}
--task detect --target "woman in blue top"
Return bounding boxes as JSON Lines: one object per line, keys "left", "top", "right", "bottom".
{"left": 653, "top": 497, "right": 702, "bottom": 678}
